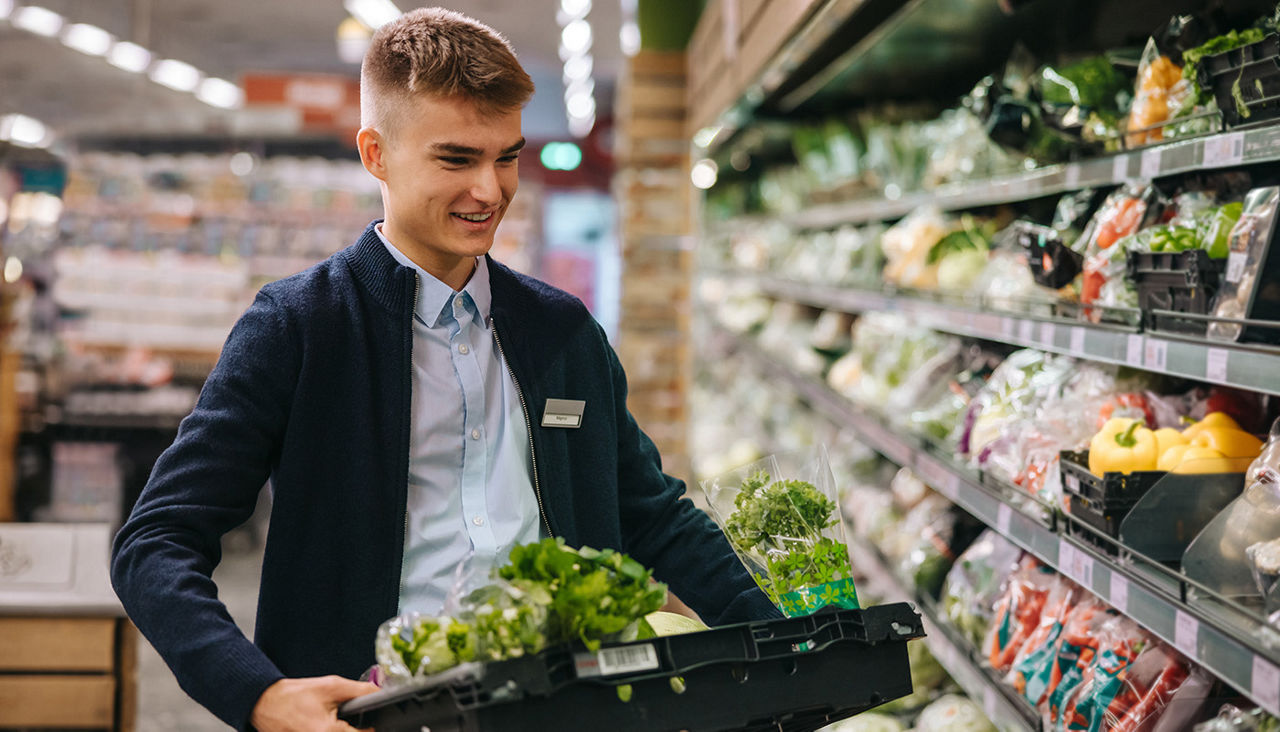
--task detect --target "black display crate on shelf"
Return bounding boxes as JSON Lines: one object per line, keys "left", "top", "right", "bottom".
{"left": 339, "top": 603, "right": 924, "bottom": 732}
{"left": 1199, "top": 34, "right": 1280, "bottom": 128}
{"left": 1061, "top": 450, "right": 1166, "bottom": 547}
{"left": 1128, "top": 249, "right": 1227, "bottom": 336}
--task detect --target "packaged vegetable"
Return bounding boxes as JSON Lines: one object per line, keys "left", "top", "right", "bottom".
{"left": 702, "top": 448, "right": 859, "bottom": 617}
{"left": 986, "top": 555, "right": 1058, "bottom": 673}
{"left": 1041, "top": 599, "right": 1123, "bottom": 727}
{"left": 913, "top": 694, "right": 997, "bottom": 732}
{"left": 1209, "top": 186, "right": 1280, "bottom": 343}
{"left": 876, "top": 639, "right": 953, "bottom": 715}
{"left": 1195, "top": 704, "right": 1280, "bottom": 731}
{"left": 1127, "top": 39, "right": 1188, "bottom": 146}
{"left": 1077, "top": 184, "right": 1162, "bottom": 323}
{"left": 1057, "top": 614, "right": 1151, "bottom": 731}
{"left": 1007, "top": 575, "right": 1080, "bottom": 706}
{"left": 942, "top": 529, "right": 1023, "bottom": 647}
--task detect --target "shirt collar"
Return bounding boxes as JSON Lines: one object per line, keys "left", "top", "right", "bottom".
{"left": 375, "top": 223, "right": 490, "bottom": 329}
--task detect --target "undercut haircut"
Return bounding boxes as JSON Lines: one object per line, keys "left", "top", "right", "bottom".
{"left": 360, "top": 7, "right": 535, "bottom": 135}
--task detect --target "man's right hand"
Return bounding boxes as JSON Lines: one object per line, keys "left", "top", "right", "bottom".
{"left": 250, "top": 675, "right": 378, "bottom": 732}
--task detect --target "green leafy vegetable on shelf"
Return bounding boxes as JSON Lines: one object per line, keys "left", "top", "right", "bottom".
{"left": 1182, "top": 27, "right": 1268, "bottom": 104}
{"left": 1039, "top": 56, "right": 1127, "bottom": 111}
{"left": 725, "top": 471, "right": 837, "bottom": 551}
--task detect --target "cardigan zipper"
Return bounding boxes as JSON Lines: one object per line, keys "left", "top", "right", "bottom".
{"left": 491, "top": 317, "right": 553, "bottom": 538}
{"left": 397, "top": 273, "right": 419, "bottom": 613}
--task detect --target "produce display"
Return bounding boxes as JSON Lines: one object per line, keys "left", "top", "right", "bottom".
{"left": 375, "top": 539, "right": 668, "bottom": 687}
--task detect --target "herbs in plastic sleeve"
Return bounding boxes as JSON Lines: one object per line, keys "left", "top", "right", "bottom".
{"left": 701, "top": 447, "right": 859, "bottom": 617}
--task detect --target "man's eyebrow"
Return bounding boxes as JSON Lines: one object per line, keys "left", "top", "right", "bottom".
{"left": 429, "top": 138, "right": 526, "bottom": 156}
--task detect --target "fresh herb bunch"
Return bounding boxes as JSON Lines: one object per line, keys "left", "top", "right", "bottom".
{"left": 464, "top": 581, "right": 553, "bottom": 661}
{"left": 499, "top": 538, "right": 669, "bottom": 651}
{"left": 760, "top": 536, "right": 853, "bottom": 604}
{"left": 724, "top": 471, "right": 837, "bottom": 551}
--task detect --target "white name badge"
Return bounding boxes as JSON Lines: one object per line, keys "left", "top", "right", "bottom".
{"left": 542, "top": 398, "right": 585, "bottom": 428}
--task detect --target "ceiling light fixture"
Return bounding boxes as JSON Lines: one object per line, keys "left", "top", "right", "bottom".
{"left": 0, "top": 114, "right": 51, "bottom": 148}
{"left": 150, "top": 58, "right": 202, "bottom": 92}
{"left": 107, "top": 41, "right": 152, "bottom": 73}
{"left": 0, "top": 0, "right": 13, "bottom": 20}
{"left": 620, "top": 21, "right": 640, "bottom": 56}
{"left": 561, "top": 19, "right": 592, "bottom": 55}
{"left": 196, "top": 77, "right": 243, "bottom": 109}
{"left": 12, "top": 5, "right": 63, "bottom": 37}
{"left": 563, "top": 54, "right": 592, "bottom": 82}
{"left": 691, "top": 159, "right": 719, "bottom": 190}
{"left": 560, "top": 0, "right": 592, "bottom": 18}
{"left": 344, "top": 0, "right": 401, "bottom": 30}
{"left": 62, "top": 23, "right": 113, "bottom": 56}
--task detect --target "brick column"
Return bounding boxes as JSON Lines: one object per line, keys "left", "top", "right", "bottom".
{"left": 613, "top": 51, "right": 694, "bottom": 483}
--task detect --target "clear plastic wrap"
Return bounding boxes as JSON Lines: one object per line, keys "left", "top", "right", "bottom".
{"left": 942, "top": 530, "right": 1023, "bottom": 648}
{"left": 1077, "top": 184, "right": 1163, "bottom": 323}
{"left": 1040, "top": 599, "right": 1123, "bottom": 727}
{"left": 1054, "top": 613, "right": 1154, "bottom": 731}
{"left": 1127, "top": 39, "right": 1189, "bottom": 146}
{"left": 881, "top": 206, "right": 951, "bottom": 289}
{"left": 1007, "top": 576, "right": 1083, "bottom": 706}
{"left": 1195, "top": 705, "right": 1280, "bottom": 731}
{"left": 1209, "top": 186, "right": 1280, "bottom": 342}
{"left": 986, "top": 555, "right": 1059, "bottom": 673}
{"left": 701, "top": 447, "right": 859, "bottom": 617}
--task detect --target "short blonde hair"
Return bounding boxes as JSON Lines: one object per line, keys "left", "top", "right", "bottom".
{"left": 360, "top": 7, "right": 535, "bottom": 135}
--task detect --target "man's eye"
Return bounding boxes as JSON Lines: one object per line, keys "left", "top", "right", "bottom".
{"left": 440, "top": 157, "right": 468, "bottom": 165}
{"left": 499, "top": 155, "right": 520, "bottom": 164}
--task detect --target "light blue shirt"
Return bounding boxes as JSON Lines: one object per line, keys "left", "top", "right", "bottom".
{"left": 376, "top": 225, "right": 542, "bottom": 615}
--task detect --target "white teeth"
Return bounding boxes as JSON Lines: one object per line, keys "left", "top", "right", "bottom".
{"left": 455, "top": 212, "right": 492, "bottom": 222}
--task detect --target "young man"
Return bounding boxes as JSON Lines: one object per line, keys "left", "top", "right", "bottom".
{"left": 111, "top": 8, "right": 777, "bottom": 731}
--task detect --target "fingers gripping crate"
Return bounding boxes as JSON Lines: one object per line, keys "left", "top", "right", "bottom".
{"left": 339, "top": 603, "right": 925, "bottom": 732}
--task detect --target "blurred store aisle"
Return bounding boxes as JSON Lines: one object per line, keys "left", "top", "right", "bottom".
{"left": 135, "top": 525, "right": 264, "bottom": 730}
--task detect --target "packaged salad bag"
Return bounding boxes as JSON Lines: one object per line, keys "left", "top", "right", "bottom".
{"left": 701, "top": 446, "right": 860, "bottom": 617}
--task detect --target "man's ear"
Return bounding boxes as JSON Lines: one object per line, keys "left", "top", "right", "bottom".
{"left": 357, "top": 127, "right": 388, "bottom": 181}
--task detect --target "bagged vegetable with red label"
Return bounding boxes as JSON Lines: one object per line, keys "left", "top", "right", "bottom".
{"left": 986, "top": 555, "right": 1058, "bottom": 672}
{"left": 1059, "top": 614, "right": 1150, "bottom": 732}
{"left": 1041, "top": 598, "right": 1121, "bottom": 727}
{"left": 1008, "top": 575, "right": 1081, "bottom": 706}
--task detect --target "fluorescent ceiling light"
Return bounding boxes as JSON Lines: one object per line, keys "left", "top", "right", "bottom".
{"left": 561, "top": 19, "right": 591, "bottom": 54}
{"left": 566, "top": 93, "right": 595, "bottom": 120}
{"left": 150, "top": 58, "right": 202, "bottom": 92}
{"left": 12, "top": 5, "right": 64, "bottom": 37}
{"left": 197, "top": 77, "right": 243, "bottom": 109}
{"left": 108, "top": 41, "right": 152, "bottom": 73}
{"left": 62, "top": 23, "right": 113, "bottom": 56}
{"left": 1, "top": 114, "right": 50, "bottom": 148}
{"left": 560, "top": 0, "right": 591, "bottom": 18}
{"left": 563, "top": 54, "right": 592, "bottom": 82}
{"left": 0, "top": 0, "right": 13, "bottom": 20}
{"left": 620, "top": 21, "right": 641, "bottom": 57}
{"left": 344, "top": 0, "right": 400, "bottom": 30}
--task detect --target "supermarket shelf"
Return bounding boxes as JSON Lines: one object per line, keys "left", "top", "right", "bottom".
{"left": 720, "top": 325, "right": 1280, "bottom": 718}
{"left": 780, "top": 124, "right": 1277, "bottom": 230}
{"left": 845, "top": 540, "right": 1038, "bottom": 732}
{"left": 722, "top": 271, "right": 1280, "bottom": 397}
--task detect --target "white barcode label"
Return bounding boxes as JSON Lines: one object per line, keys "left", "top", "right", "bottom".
{"left": 1126, "top": 334, "right": 1145, "bottom": 367}
{"left": 1040, "top": 322, "right": 1057, "bottom": 347}
{"left": 1203, "top": 132, "right": 1246, "bottom": 167}
{"left": 1074, "top": 552, "right": 1094, "bottom": 588}
{"left": 1113, "top": 154, "right": 1131, "bottom": 181}
{"left": 1064, "top": 163, "right": 1081, "bottom": 189}
{"left": 1206, "top": 348, "right": 1230, "bottom": 383}
{"left": 1071, "top": 326, "right": 1087, "bottom": 356}
{"left": 1144, "top": 338, "right": 1168, "bottom": 371}
{"left": 1226, "top": 251, "right": 1249, "bottom": 284}
{"left": 596, "top": 643, "right": 660, "bottom": 676}
{"left": 1109, "top": 573, "right": 1129, "bottom": 613}
{"left": 1175, "top": 611, "right": 1200, "bottom": 657}
{"left": 1253, "top": 655, "right": 1280, "bottom": 714}
{"left": 1141, "top": 149, "right": 1162, "bottom": 179}
{"left": 1065, "top": 473, "right": 1080, "bottom": 494}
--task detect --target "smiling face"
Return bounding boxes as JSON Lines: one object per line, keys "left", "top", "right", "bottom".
{"left": 358, "top": 93, "right": 524, "bottom": 290}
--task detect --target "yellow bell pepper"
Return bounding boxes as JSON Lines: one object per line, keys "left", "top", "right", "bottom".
{"left": 1089, "top": 418, "right": 1158, "bottom": 476}
{"left": 1190, "top": 428, "right": 1263, "bottom": 458}
{"left": 1153, "top": 428, "right": 1187, "bottom": 459}
{"left": 1168, "top": 446, "right": 1252, "bottom": 474}
{"left": 1182, "top": 412, "right": 1244, "bottom": 440}
{"left": 1158, "top": 444, "right": 1190, "bottom": 471}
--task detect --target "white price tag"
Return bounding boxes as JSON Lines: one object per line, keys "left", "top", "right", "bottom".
{"left": 1175, "top": 610, "right": 1200, "bottom": 657}
{"left": 1001, "top": 317, "right": 1016, "bottom": 339}
{"left": 1019, "top": 319, "right": 1035, "bottom": 343}
{"left": 1040, "top": 322, "right": 1057, "bottom": 348}
{"left": 1126, "top": 334, "right": 1145, "bottom": 367}
{"left": 1203, "top": 132, "right": 1246, "bottom": 167}
{"left": 1144, "top": 338, "right": 1168, "bottom": 371}
{"left": 1074, "top": 551, "right": 1094, "bottom": 588}
{"left": 1113, "top": 154, "right": 1131, "bottom": 181}
{"left": 1226, "top": 251, "right": 1249, "bottom": 284}
{"left": 997, "top": 503, "right": 1013, "bottom": 535}
{"left": 1071, "top": 326, "right": 1087, "bottom": 356}
{"left": 1065, "top": 472, "right": 1081, "bottom": 495}
{"left": 1064, "top": 163, "right": 1081, "bottom": 189}
{"left": 1253, "top": 655, "right": 1280, "bottom": 715}
{"left": 1109, "top": 573, "right": 1129, "bottom": 613}
{"left": 983, "top": 687, "right": 999, "bottom": 722}
{"left": 1141, "top": 148, "right": 1162, "bottom": 179}
{"left": 1206, "top": 348, "right": 1230, "bottom": 383}
{"left": 1058, "top": 538, "right": 1076, "bottom": 576}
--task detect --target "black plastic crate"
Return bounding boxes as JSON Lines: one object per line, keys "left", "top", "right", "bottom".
{"left": 1127, "top": 250, "right": 1227, "bottom": 336}
{"left": 1198, "top": 34, "right": 1280, "bottom": 127}
{"left": 338, "top": 603, "right": 924, "bottom": 732}
{"left": 1060, "top": 450, "right": 1166, "bottom": 506}
{"left": 1016, "top": 221, "right": 1083, "bottom": 290}
{"left": 1069, "top": 493, "right": 1136, "bottom": 543}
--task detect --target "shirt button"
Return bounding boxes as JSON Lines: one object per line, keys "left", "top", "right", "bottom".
{"left": 454, "top": 297, "right": 464, "bottom": 308}
{"left": 472, "top": 516, "right": 484, "bottom": 526}
{"left": 471, "top": 428, "right": 480, "bottom": 440}
{"left": 458, "top": 344, "right": 469, "bottom": 355}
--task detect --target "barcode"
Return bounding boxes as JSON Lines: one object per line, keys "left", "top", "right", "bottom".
{"left": 597, "top": 643, "right": 660, "bottom": 676}
{"left": 1226, "top": 251, "right": 1249, "bottom": 284}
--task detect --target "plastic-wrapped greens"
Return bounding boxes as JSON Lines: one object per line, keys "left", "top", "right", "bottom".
{"left": 942, "top": 530, "right": 1023, "bottom": 647}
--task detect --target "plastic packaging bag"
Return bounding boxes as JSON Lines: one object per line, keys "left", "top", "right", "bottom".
{"left": 1076, "top": 184, "right": 1162, "bottom": 323}
{"left": 701, "top": 447, "right": 859, "bottom": 617}
{"left": 1209, "top": 186, "right": 1280, "bottom": 342}
{"left": 913, "top": 694, "right": 997, "bottom": 732}
{"left": 1007, "top": 576, "right": 1081, "bottom": 706}
{"left": 986, "top": 555, "right": 1058, "bottom": 673}
{"left": 1056, "top": 614, "right": 1152, "bottom": 731}
{"left": 1127, "top": 38, "right": 1188, "bottom": 146}
{"left": 1041, "top": 600, "right": 1123, "bottom": 726}
{"left": 1195, "top": 704, "right": 1280, "bottom": 731}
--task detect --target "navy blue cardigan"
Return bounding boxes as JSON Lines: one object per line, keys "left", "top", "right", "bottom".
{"left": 110, "top": 222, "right": 778, "bottom": 729}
